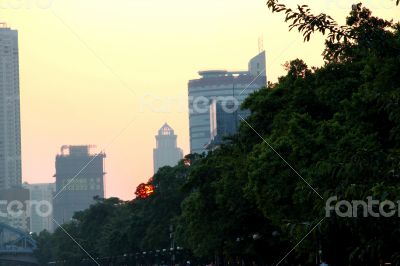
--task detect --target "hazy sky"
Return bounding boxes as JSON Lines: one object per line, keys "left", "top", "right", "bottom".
{"left": 1, "top": 0, "right": 398, "bottom": 200}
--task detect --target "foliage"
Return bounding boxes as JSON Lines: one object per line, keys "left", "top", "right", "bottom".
{"left": 176, "top": 146, "right": 285, "bottom": 264}
{"left": 35, "top": 160, "right": 191, "bottom": 265}
{"left": 241, "top": 3, "right": 400, "bottom": 264}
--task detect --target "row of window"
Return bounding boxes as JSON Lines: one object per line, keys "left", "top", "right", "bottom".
{"left": 61, "top": 178, "right": 102, "bottom": 188}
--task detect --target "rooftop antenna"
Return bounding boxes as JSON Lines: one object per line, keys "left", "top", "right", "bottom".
{"left": 258, "top": 36, "right": 264, "bottom": 53}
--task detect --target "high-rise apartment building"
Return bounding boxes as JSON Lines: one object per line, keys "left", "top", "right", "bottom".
{"left": 153, "top": 123, "right": 183, "bottom": 173}
{"left": 0, "top": 25, "right": 22, "bottom": 190}
{"left": 188, "top": 51, "right": 267, "bottom": 154}
{"left": 53, "top": 145, "right": 105, "bottom": 224}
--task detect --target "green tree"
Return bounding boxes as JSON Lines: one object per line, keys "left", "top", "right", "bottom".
{"left": 176, "top": 145, "right": 287, "bottom": 265}
{"left": 242, "top": 3, "right": 400, "bottom": 264}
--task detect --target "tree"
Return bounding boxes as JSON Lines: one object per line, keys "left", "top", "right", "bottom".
{"left": 241, "top": 3, "right": 400, "bottom": 264}
{"left": 176, "top": 145, "right": 287, "bottom": 265}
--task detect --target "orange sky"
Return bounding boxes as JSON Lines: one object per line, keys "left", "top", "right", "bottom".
{"left": 1, "top": 0, "right": 398, "bottom": 200}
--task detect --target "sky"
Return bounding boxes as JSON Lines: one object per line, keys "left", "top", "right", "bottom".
{"left": 1, "top": 0, "right": 398, "bottom": 200}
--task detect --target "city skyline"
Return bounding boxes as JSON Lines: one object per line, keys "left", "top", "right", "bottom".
{"left": 1, "top": 1, "right": 398, "bottom": 200}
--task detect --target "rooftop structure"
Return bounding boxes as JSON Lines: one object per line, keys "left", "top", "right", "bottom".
{"left": 188, "top": 51, "right": 267, "bottom": 154}
{"left": 153, "top": 123, "right": 183, "bottom": 173}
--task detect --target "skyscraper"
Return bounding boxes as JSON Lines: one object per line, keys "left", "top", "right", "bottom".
{"left": 0, "top": 25, "right": 22, "bottom": 190}
{"left": 53, "top": 145, "right": 105, "bottom": 224}
{"left": 188, "top": 51, "right": 267, "bottom": 154}
{"left": 153, "top": 123, "right": 183, "bottom": 173}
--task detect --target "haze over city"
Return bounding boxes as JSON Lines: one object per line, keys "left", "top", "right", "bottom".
{"left": 1, "top": 0, "right": 398, "bottom": 200}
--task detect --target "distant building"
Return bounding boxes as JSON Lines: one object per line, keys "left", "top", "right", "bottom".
{"left": 0, "top": 187, "right": 30, "bottom": 232}
{"left": 0, "top": 25, "right": 22, "bottom": 190}
{"left": 23, "top": 183, "right": 55, "bottom": 234}
{"left": 188, "top": 51, "right": 267, "bottom": 154}
{"left": 53, "top": 145, "right": 105, "bottom": 224}
{"left": 153, "top": 123, "right": 183, "bottom": 173}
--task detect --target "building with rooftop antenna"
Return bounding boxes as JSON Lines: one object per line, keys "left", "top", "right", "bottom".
{"left": 153, "top": 123, "right": 183, "bottom": 174}
{"left": 188, "top": 51, "right": 267, "bottom": 154}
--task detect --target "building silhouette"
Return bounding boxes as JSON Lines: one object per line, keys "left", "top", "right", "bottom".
{"left": 0, "top": 187, "right": 29, "bottom": 231}
{"left": 188, "top": 51, "right": 267, "bottom": 154}
{"left": 23, "top": 182, "right": 55, "bottom": 234}
{"left": 0, "top": 25, "right": 22, "bottom": 190}
{"left": 53, "top": 145, "right": 105, "bottom": 224}
{"left": 153, "top": 123, "right": 183, "bottom": 173}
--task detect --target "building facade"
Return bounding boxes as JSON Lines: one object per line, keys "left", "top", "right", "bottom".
{"left": 207, "top": 99, "right": 238, "bottom": 150}
{"left": 0, "top": 187, "right": 30, "bottom": 232}
{"left": 188, "top": 51, "right": 267, "bottom": 154}
{"left": 153, "top": 123, "right": 183, "bottom": 174}
{"left": 0, "top": 25, "right": 22, "bottom": 190}
{"left": 53, "top": 145, "right": 105, "bottom": 224}
{"left": 23, "top": 183, "right": 56, "bottom": 234}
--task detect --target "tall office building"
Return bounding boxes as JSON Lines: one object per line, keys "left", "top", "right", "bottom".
{"left": 23, "top": 182, "right": 56, "bottom": 234}
{"left": 188, "top": 51, "right": 267, "bottom": 154}
{"left": 53, "top": 145, "right": 105, "bottom": 224}
{"left": 153, "top": 123, "right": 183, "bottom": 173}
{"left": 0, "top": 25, "right": 22, "bottom": 190}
